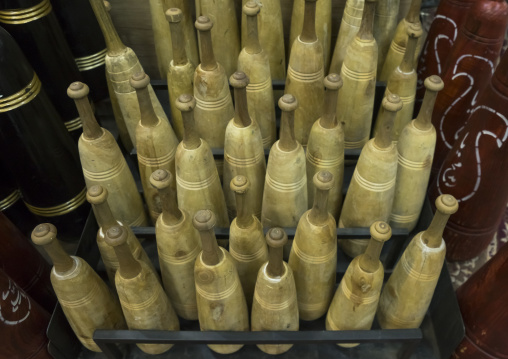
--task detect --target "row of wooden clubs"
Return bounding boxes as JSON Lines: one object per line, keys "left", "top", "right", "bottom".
{"left": 30, "top": 160, "right": 458, "bottom": 355}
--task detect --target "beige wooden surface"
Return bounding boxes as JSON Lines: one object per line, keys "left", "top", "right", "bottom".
{"left": 107, "top": 0, "right": 349, "bottom": 80}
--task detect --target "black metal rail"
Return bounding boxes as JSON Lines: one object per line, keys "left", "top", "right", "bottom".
{"left": 94, "top": 329, "right": 423, "bottom": 359}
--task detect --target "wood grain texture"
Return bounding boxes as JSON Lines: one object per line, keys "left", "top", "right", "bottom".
{"left": 326, "top": 222, "right": 389, "bottom": 347}
{"left": 306, "top": 121, "right": 345, "bottom": 219}
{"left": 261, "top": 142, "right": 308, "bottom": 227}
{"left": 236, "top": 56, "right": 276, "bottom": 149}
{"left": 87, "top": 185, "right": 155, "bottom": 287}
{"left": 79, "top": 128, "right": 147, "bottom": 226}
{"left": 261, "top": 96, "right": 308, "bottom": 228}
{"left": 133, "top": 73, "right": 179, "bottom": 224}
{"left": 113, "top": 256, "right": 179, "bottom": 354}
{"left": 166, "top": 0, "right": 199, "bottom": 66}
{"left": 336, "top": 0, "right": 377, "bottom": 151}
{"left": 390, "top": 125, "right": 435, "bottom": 229}
{"left": 193, "top": 17, "right": 234, "bottom": 151}
{"left": 136, "top": 117, "right": 177, "bottom": 224}
{"left": 150, "top": 0, "right": 199, "bottom": 79}
{"left": 106, "top": 71, "right": 133, "bottom": 151}
{"left": 251, "top": 263, "right": 298, "bottom": 354}
{"left": 374, "top": 23, "right": 421, "bottom": 142}
{"left": 90, "top": 0, "right": 170, "bottom": 149}
{"left": 285, "top": 0, "right": 324, "bottom": 146}
{"left": 32, "top": 230, "right": 126, "bottom": 352}
{"left": 238, "top": 2, "right": 277, "bottom": 149}
{"left": 327, "top": 255, "right": 384, "bottom": 345}
{"left": 150, "top": 169, "right": 201, "bottom": 321}
{"left": 176, "top": 95, "right": 229, "bottom": 228}
{"left": 0, "top": 269, "right": 52, "bottom": 359}
{"left": 306, "top": 74, "right": 344, "bottom": 219}
{"left": 155, "top": 211, "right": 201, "bottom": 320}
{"left": 329, "top": 0, "right": 364, "bottom": 75}
{"left": 251, "top": 228, "right": 298, "bottom": 355}
{"left": 390, "top": 76, "right": 442, "bottom": 232}
{"left": 167, "top": 61, "right": 195, "bottom": 140}
{"left": 228, "top": 176, "right": 268, "bottom": 308}
{"left": 397, "top": 0, "right": 411, "bottom": 21}
{"left": 105, "top": 0, "right": 355, "bottom": 81}
{"left": 241, "top": 0, "right": 286, "bottom": 82}
{"left": 150, "top": 0, "right": 173, "bottom": 78}
{"left": 285, "top": 35, "right": 324, "bottom": 146}
{"left": 106, "top": 49, "right": 170, "bottom": 149}
{"left": 223, "top": 75, "right": 267, "bottom": 220}
{"left": 71, "top": 82, "right": 148, "bottom": 227}
{"left": 101, "top": 227, "right": 155, "bottom": 286}
{"left": 97, "top": 226, "right": 155, "bottom": 286}
{"left": 378, "top": 0, "right": 423, "bottom": 81}
{"left": 428, "top": 50, "right": 508, "bottom": 261}
{"left": 176, "top": 140, "right": 229, "bottom": 227}
{"left": 104, "top": 0, "right": 159, "bottom": 78}
{"left": 377, "top": 195, "right": 458, "bottom": 329}
{"left": 196, "top": 0, "right": 240, "bottom": 78}
{"left": 429, "top": 0, "right": 508, "bottom": 180}
{"left": 193, "top": 62, "right": 233, "bottom": 148}
{"left": 229, "top": 215, "right": 268, "bottom": 309}
{"left": 195, "top": 246, "right": 249, "bottom": 354}
{"left": 377, "top": 231, "right": 445, "bottom": 328}
{"left": 373, "top": 0, "right": 400, "bottom": 75}
{"left": 290, "top": 0, "right": 332, "bottom": 73}
{"left": 327, "top": 222, "right": 389, "bottom": 347}
{"left": 339, "top": 95, "right": 400, "bottom": 258}
{"left": 288, "top": 211, "right": 336, "bottom": 320}
{"left": 288, "top": 171, "right": 337, "bottom": 321}
{"left": 166, "top": 7, "right": 196, "bottom": 141}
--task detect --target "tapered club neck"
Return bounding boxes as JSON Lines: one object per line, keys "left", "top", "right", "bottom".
{"left": 357, "top": 0, "right": 376, "bottom": 40}
{"left": 86, "top": 186, "right": 118, "bottom": 230}
{"left": 177, "top": 95, "right": 201, "bottom": 150}
{"left": 150, "top": 170, "right": 183, "bottom": 226}
{"left": 400, "top": 34, "right": 418, "bottom": 73}
{"left": 196, "top": 17, "right": 217, "bottom": 71}
{"left": 166, "top": 8, "right": 188, "bottom": 66}
{"left": 194, "top": 210, "right": 223, "bottom": 265}
{"left": 231, "top": 72, "right": 252, "bottom": 127}
{"left": 321, "top": 74, "right": 343, "bottom": 129}
{"left": 266, "top": 228, "right": 287, "bottom": 278}
{"left": 231, "top": 176, "right": 254, "bottom": 229}
{"left": 374, "top": 94, "right": 402, "bottom": 148}
{"left": 359, "top": 221, "right": 391, "bottom": 273}
{"left": 131, "top": 72, "right": 159, "bottom": 127}
{"left": 31, "top": 224, "right": 75, "bottom": 274}
{"left": 89, "top": 0, "right": 126, "bottom": 56}
{"left": 300, "top": 0, "right": 318, "bottom": 42}
{"left": 415, "top": 75, "right": 444, "bottom": 131}
{"left": 68, "top": 82, "right": 103, "bottom": 140}
{"left": 105, "top": 227, "right": 141, "bottom": 279}
{"left": 278, "top": 95, "right": 299, "bottom": 152}
{"left": 308, "top": 171, "right": 334, "bottom": 224}
{"left": 400, "top": 23, "right": 422, "bottom": 73}
{"left": 423, "top": 195, "right": 458, "bottom": 248}
{"left": 244, "top": 2, "right": 262, "bottom": 54}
